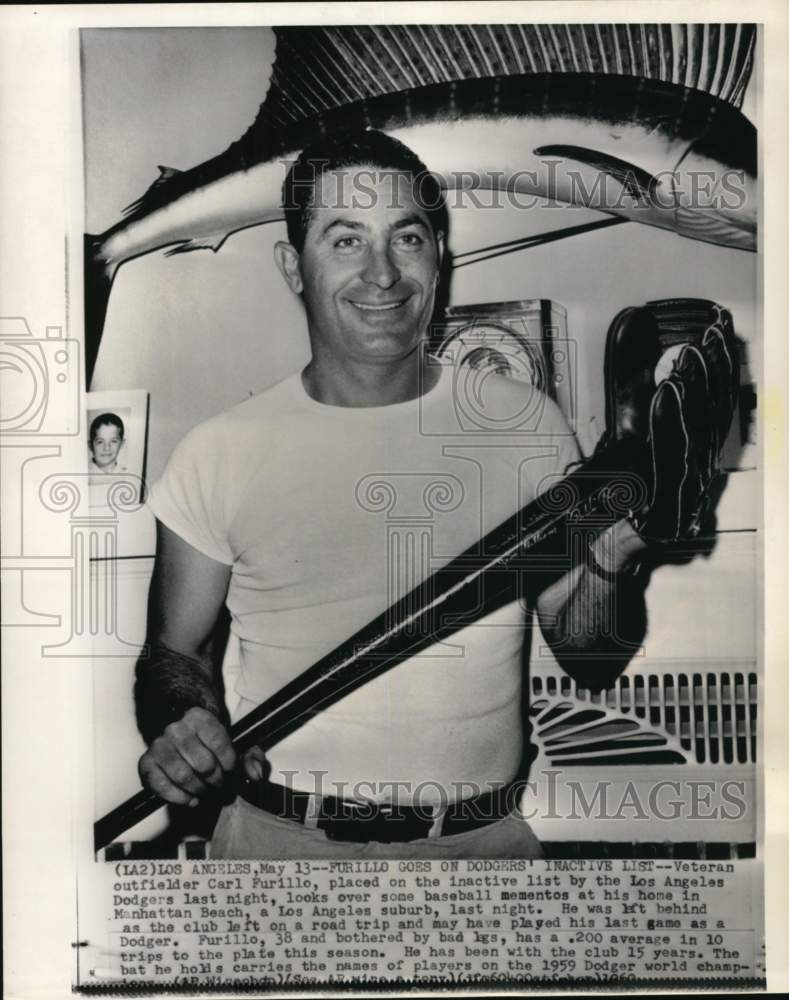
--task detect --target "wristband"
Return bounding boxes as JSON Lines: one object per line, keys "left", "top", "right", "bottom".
{"left": 585, "top": 538, "right": 640, "bottom": 582}
{"left": 135, "top": 646, "right": 223, "bottom": 745}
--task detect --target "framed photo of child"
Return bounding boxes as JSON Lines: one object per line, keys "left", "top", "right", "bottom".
{"left": 85, "top": 389, "right": 149, "bottom": 506}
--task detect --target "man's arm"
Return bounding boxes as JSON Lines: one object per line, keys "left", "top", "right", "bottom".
{"left": 135, "top": 521, "right": 236, "bottom": 806}
{"left": 535, "top": 518, "right": 648, "bottom": 691}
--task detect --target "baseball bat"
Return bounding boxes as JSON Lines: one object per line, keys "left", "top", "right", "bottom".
{"left": 94, "top": 437, "right": 645, "bottom": 851}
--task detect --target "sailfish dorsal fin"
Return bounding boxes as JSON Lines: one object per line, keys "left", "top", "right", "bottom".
{"left": 122, "top": 165, "right": 183, "bottom": 217}
{"left": 254, "top": 24, "right": 756, "bottom": 132}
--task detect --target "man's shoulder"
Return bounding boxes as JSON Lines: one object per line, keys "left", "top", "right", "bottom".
{"left": 485, "top": 373, "right": 571, "bottom": 430}
{"left": 164, "top": 373, "right": 302, "bottom": 472}
{"left": 183, "top": 373, "right": 301, "bottom": 439}
{"left": 435, "top": 367, "right": 573, "bottom": 436}
{"left": 220, "top": 371, "right": 303, "bottom": 422}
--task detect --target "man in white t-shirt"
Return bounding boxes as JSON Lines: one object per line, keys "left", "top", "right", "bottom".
{"left": 137, "top": 130, "right": 647, "bottom": 858}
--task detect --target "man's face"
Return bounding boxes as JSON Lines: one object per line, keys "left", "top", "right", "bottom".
{"left": 91, "top": 424, "right": 123, "bottom": 468}
{"left": 283, "top": 166, "right": 443, "bottom": 365}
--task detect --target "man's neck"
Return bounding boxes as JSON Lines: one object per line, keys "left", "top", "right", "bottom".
{"left": 302, "top": 353, "right": 440, "bottom": 408}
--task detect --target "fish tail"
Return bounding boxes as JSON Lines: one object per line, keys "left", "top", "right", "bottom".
{"left": 84, "top": 235, "right": 117, "bottom": 387}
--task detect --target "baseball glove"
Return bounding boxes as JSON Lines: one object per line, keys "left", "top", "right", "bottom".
{"left": 602, "top": 301, "right": 739, "bottom": 545}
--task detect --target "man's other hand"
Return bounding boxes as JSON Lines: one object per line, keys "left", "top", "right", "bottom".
{"left": 138, "top": 707, "right": 237, "bottom": 806}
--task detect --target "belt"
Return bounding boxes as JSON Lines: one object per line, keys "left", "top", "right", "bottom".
{"left": 238, "top": 777, "right": 516, "bottom": 844}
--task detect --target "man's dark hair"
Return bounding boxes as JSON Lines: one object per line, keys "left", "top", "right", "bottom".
{"left": 282, "top": 129, "right": 448, "bottom": 253}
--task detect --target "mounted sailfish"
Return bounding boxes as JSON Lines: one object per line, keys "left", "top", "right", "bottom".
{"left": 84, "top": 23, "right": 757, "bottom": 383}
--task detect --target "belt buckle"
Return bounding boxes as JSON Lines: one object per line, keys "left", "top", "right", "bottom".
{"left": 318, "top": 796, "right": 371, "bottom": 842}
{"left": 318, "top": 798, "right": 436, "bottom": 844}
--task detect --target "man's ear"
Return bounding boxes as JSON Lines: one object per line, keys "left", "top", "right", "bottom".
{"left": 274, "top": 241, "right": 303, "bottom": 294}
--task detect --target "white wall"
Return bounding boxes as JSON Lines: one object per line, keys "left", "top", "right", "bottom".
{"left": 82, "top": 27, "right": 276, "bottom": 233}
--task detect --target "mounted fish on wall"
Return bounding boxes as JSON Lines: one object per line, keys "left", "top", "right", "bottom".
{"left": 84, "top": 23, "right": 757, "bottom": 385}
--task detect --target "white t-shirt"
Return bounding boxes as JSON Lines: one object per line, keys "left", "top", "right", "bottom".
{"left": 147, "top": 365, "right": 579, "bottom": 798}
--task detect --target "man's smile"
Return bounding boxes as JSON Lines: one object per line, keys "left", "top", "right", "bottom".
{"left": 348, "top": 297, "right": 410, "bottom": 313}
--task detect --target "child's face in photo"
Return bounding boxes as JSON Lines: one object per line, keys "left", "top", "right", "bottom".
{"left": 91, "top": 423, "right": 123, "bottom": 469}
